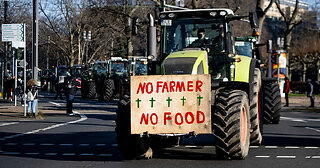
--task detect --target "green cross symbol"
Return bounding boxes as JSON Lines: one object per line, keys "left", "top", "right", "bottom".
{"left": 181, "top": 96, "right": 186, "bottom": 106}
{"left": 149, "top": 97, "right": 156, "bottom": 108}
{"left": 136, "top": 98, "right": 141, "bottom": 108}
{"left": 197, "top": 95, "right": 203, "bottom": 106}
{"left": 166, "top": 97, "right": 172, "bottom": 107}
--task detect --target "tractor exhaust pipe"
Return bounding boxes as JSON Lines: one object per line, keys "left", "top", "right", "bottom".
{"left": 147, "top": 14, "right": 157, "bottom": 60}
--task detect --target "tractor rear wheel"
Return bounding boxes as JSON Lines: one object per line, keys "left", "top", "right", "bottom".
{"left": 115, "top": 95, "right": 152, "bottom": 159}
{"left": 250, "top": 68, "right": 263, "bottom": 145}
{"left": 262, "top": 81, "right": 281, "bottom": 124}
{"left": 81, "top": 80, "right": 87, "bottom": 99}
{"left": 87, "top": 81, "right": 96, "bottom": 99}
{"left": 213, "top": 90, "right": 250, "bottom": 159}
{"left": 102, "top": 79, "right": 114, "bottom": 101}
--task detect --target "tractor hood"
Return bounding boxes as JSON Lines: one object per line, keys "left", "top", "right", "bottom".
{"left": 162, "top": 50, "right": 209, "bottom": 75}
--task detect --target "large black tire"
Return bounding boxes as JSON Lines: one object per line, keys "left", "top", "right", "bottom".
{"left": 81, "top": 80, "right": 87, "bottom": 99}
{"left": 250, "top": 68, "right": 263, "bottom": 145}
{"left": 102, "top": 79, "right": 114, "bottom": 101}
{"left": 213, "top": 90, "right": 251, "bottom": 159}
{"left": 87, "top": 81, "right": 96, "bottom": 99}
{"left": 262, "top": 81, "right": 281, "bottom": 124}
{"left": 115, "top": 95, "right": 152, "bottom": 159}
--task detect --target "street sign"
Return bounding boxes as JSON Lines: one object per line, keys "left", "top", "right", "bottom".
{"left": 2, "top": 24, "right": 25, "bottom": 43}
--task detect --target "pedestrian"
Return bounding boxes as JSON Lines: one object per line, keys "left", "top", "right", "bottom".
{"left": 283, "top": 77, "right": 290, "bottom": 107}
{"left": 64, "top": 69, "right": 79, "bottom": 115}
{"left": 26, "top": 79, "right": 38, "bottom": 118}
{"left": 307, "top": 79, "right": 315, "bottom": 107}
{"left": 3, "top": 76, "right": 11, "bottom": 100}
{"left": 54, "top": 81, "right": 64, "bottom": 100}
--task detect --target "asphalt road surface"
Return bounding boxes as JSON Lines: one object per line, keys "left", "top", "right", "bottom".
{"left": 0, "top": 92, "right": 319, "bottom": 168}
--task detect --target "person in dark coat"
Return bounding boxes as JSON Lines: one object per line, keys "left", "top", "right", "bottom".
{"left": 3, "top": 76, "right": 11, "bottom": 100}
{"left": 307, "top": 79, "right": 315, "bottom": 107}
{"left": 64, "top": 70, "right": 79, "bottom": 115}
{"left": 283, "top": 77, "right": 290, "bottom": 107}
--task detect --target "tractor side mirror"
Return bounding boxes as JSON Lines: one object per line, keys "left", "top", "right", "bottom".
{"left": 249, "top": 12, "right": 259, "bottom": 29}
{"left": 132, "top": 17, "right": 139, "bottom": 36}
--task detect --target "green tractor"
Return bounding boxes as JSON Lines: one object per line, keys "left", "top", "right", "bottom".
{"left": 81, "top": 58, "right": 129, "bottom": 101}
{"left": 235, "top": 37, "right": 281, "bottom": 124}
{"left": 81, "top": 62, "right": 98, "bottom": 99}
{"left": 116, "top": 8, "right": 281, "bottom": 160}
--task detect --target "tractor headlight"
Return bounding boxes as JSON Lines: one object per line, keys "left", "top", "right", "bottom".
{"left": 210, "top": 12, "right": 217, "bottom": 17}
{"left": 220, "top": 11, "right": 227, "bottom": 16}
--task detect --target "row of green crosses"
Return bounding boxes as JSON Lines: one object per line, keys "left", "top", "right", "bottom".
{"left": 135, "top": 95, "right": 203, "bottom": 108}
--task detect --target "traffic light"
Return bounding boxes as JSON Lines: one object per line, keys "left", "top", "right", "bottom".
{"left": 271, "top": 53, "right": 278, "bottom": 64}
{"left": 17, "top": 48, "right": 22, "bottom": 60}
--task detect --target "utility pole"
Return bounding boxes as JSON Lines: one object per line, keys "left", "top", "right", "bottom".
{"left": 32, "top": 0, "right": 39, "bottom": 81}
{"left": 32, "top": 0, "right": 39, "bottom": 114}
{"left": 46, "top": 36, "right": 50, "bottom": 70}
{"left": 4, "top": 0, "right": 9, "bottom": 79}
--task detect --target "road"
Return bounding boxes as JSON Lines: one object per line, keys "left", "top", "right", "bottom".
{"left": 0, "top": 92, "right": 319, "bottom": 168}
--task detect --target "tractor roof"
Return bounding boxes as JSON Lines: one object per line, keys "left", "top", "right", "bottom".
{"left": 161, "top": 8, "right": 234, "bottom": 16}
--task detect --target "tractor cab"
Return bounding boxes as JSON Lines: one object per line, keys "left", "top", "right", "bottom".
{"left": 235, "top": 37, "right": 257, "bottom": 58}
{"left": 159, "top": 9, "right": 236, "bottom": 80}
{"left": 108, "top": 57, "right": 128, "bottom": 77}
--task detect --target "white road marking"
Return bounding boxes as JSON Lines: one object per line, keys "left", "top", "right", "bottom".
{"left": 265, "top": 146, "right": 278, "bottom": 149}
{"left": 59, "top": 144, "right": 73, "bottom": 146}
{"left": 79, "top": 144, "right": 90, "bottom": 146}
{"left": 185, "top": 145, "right": 198, "bottom": 148}
{"left": 0, "top": 122, "right": 19, "bottom": 127}
{"left": 40, "top": 143, "right": 55, "bottom": 146}
{"left": 111, "top": 144, "right": 118, "bottom": 147}
{"left": 255, "top": 156, "right": 270, "bottom": 158}
{"left": 285, "top": 146, "right": 300, "bottom": 149}
{"left": 44, "top": 153, "right": 57, "bottom": 155}
{"left": 23, "top": 143, "right": 36, "bottom": 146}
{"left": 24, "top": 153, "right": 39, "bottom": 155}
{"left": 311, "top": 156, "right": 320, "bottom": 159}
{"left": 96, "top": 144, "right": 106, "bottom": 146}
{"left": 80, "top": 153, "right": 94, "bottom": 156}
{"left": 62, "top": 153, "right": 76, "bottom": 156}
{"left": 280, "top": 117, "right": 306, "bottom": 123}
{"left": 250, "top": 146, "right": 259, "bottom": 149}
{"left": 49, "top": 102, "right": 62, "bottom": 106}
{"left": 99, "top": 154, "right": 113, "bottom": 157}
{"left": 305, "top": 127, "right": 320, "bottom": 133}
{"left": 3, "top": 152, "right": 20, "bottom": 155}
{"left": 305, "top": 147, "right": 319, "bottom": 149}
{"left": 0, "top": 109, "right": 87, "bottom": 140}
{"left": 5, "top": 143, "right": 18, "bottom": 145}
{"left": 276, "top": 156, "right": 296, "bottom": 159}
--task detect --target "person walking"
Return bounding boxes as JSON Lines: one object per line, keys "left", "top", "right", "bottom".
{"left": 54, "top": 75, "right": 64, "bottom": 100}
{"left": 307, "top": 79, "right": 315, "bottom": 107}
{"left": 283, "top": 77, "right": 290, "bottom": 107}
{"left": 26, "top": 79, "right": 38, "bottom": 118}
{"left": 64, "top": 69, "right": 79, "bottom": 115}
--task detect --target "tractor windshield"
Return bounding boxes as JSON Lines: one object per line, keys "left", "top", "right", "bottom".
{"left": 235, "top": 41, "right": 253, "bottom": 58}
{"left": 135, "top": 61, "right": 147, "bottom": 75}
{"left": 111, "top": 61, "right": 127, "bottom": 75}
{"left": 93, "top": 62, "right": 107, "bottom": 75}
{"left": 162, "top": 18, "right": 225, "bottom": 57}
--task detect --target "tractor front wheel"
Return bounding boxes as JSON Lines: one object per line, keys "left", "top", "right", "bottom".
{"left": 213, "top": 90, "right": 251, "bottom": 159}
{"left": 115, "top": 95, "right": 152, "bottom": 159}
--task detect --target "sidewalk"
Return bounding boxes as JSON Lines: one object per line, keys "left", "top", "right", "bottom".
{"left": 0, "top": 96, "right": 68, "bottom": 122}
{"left": 1, "top": 94, "right": 319, "bottom": 122}
{"left": 282, "top": 96, "right": 320, "bottom": 113}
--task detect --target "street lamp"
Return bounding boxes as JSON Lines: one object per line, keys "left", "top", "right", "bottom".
{"left": 83, "top": 31, "right": 91, "bottom": 65}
